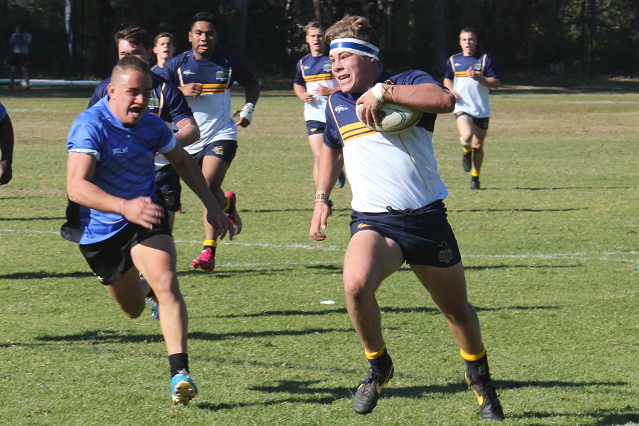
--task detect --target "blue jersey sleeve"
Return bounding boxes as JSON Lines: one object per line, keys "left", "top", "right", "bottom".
{"left": 88, "top": 79, "right": 110, "bottom": 108}
{"left": 323, "top": 94, "right": 343, "bottom": 149}
{"left": 0, "top": 102, "right": 6, "bottom": 121}
{"left": 67, "top": 112, "right": 103, "bottom": 160}
{"left": 293, "top": 57, "right": 306, "bottom": 86}
{"left": 482, "top": 54, "right": 500, "bottom": 79}
{"left": 228, "top": 55, "right": 255, "bottom": 87}
{"left": 162, "top": 82, "right": 193, "bottom": 124}
{"left": 444, "top": 56, "right": 455, "bottom": 80}
{"left": 159, "top": 55, "right": 181, "bottom": 86}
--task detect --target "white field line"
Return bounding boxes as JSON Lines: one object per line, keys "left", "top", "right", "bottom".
{"left": 2, "top": 227, "right": 638, "bottom": 266}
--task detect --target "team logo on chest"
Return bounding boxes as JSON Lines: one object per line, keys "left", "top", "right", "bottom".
{"left": 216, "top": 69, "right": 230, "bottom": 79}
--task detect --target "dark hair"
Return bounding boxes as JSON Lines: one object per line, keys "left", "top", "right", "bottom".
{"left": 191, "top": 12, "right": 217, "bottom": 30}
{"left": 154, "top": 32, "right": 176, "bottom": 46}
{"left": 460, "top": 27, "right": 478, "bottom": 38}
{"left": 114, "top": 26, "right": 152, "bottom": 50}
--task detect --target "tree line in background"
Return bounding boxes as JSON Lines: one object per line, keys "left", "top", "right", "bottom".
{"left": 0, "top": 0, "right": 638, "bottom": 82}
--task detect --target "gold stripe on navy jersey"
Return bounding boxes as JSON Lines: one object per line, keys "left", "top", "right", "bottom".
{"left": 455, "top": 71, "right": 483, "bottom": 77}
{"left": 341, "top": 122, "right": 376, "bottom": 142}
{"left": 304, "top": 73, "right": 335, "bottom": 83}
{"left": 201, "top": 83, "right": 227, "bottom": 94}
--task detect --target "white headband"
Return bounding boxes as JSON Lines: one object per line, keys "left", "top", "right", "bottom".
{"left": 329, "top": 38, "right": 379, "bottom": 61}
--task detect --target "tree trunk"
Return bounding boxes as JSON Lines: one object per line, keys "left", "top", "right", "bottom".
{"left": 430, "top": 0, "right": 447, "bottom": 76}
{"left": 313, "top": 0, "right": 322, "bottom": 24}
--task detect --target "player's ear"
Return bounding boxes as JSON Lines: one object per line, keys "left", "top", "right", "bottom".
{"left": 107, "top": 83, "right": 115, "bottom": 98}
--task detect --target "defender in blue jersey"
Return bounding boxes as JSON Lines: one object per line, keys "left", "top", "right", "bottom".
{"left": 444, "top": 28, "right": 500, "bottom": 190}
{"left": 162, "top": 12, "right": 260, "bottom": 272}
{"left": 65, "top": 56, "right": 233, "bottom": 405}
{"left": 88, "top": 27, "right": 199, "bottom": 229}
{"left": 293, "top": 22, "right": 344, "bottom": 203}
{"left": 309, "top": 16, "right": 504, "bottom": 421}
{"left": 0, "top": 101, "right": 14, "bottom": 185}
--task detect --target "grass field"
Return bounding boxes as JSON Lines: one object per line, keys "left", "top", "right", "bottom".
{"left": 1, "top": 79, "right": 639, "bottom": 425}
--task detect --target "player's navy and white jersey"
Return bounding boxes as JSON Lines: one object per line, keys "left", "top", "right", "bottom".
{"left": 0, "top": 102, "right": 6, "bottom": 121}
{"left": 325, "top": 70, "right": 448, "bottom": 213}
{"left": 444, "top": 51, "right": 499, "bottom": 118}
{"left": 161, "top": 50, "right": 255, "bottom": 155}
{"left": 67, "top": 97, "right": 177, "bottom": 245}
{"left": 294, "top": 54, "right": 338, "bottom": 123}
{"left": 88, "top": 73, "right": 193, "bottom": 126}
{"left": 150, "top": 63, "right": 163, "bottom": 75}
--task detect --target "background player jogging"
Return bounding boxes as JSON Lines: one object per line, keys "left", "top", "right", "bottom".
{"left": 162, "top": 12, "right": 260, "bottom": 273}
{"left": 293, "top": 21, "right": 344, "bottom": 208}
{"left": 444, "top": 27, "right": 500, "bottom": 190}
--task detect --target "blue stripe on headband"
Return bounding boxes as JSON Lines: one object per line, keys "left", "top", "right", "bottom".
{"left": 330, "top": 39, "right": 379, "bottom": 60}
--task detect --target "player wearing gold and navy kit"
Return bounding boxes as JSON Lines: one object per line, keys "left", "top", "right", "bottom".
{"left": 309, "top": 16, "right": 504, "bottom": 421}
{"left": 88, "top": 27, "right": 199, "bottom": 229}
{"left": 162, "top": 12, "right": 260, "bottom": 272}
{"left": 444, "top": 27, "right": 500, "bottom": 190}
{"left": 293, "top": 22, "right": 343, "bottom": 201}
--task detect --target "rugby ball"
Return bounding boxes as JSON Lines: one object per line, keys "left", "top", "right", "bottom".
{"left": 356, "top": 101, "right": 423, "bottom": 133}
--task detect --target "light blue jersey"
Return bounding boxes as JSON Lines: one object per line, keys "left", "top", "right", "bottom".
{"left": 67, "top": 97, "right": 177, "bottom": 244}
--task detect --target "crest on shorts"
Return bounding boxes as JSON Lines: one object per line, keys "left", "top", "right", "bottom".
{"left": 438, "top": 241, "right": 454, "bottom": 262}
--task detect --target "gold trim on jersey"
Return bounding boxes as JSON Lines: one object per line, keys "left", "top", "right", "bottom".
{"left": 201, "top": 83, "right": 227, "bottom": 94}
{"left": 454, "top": 71, "right": 483, "bottom": 77}
{"left": 304, "top": 73, "right": 335, "bottom": 83}
{"left": 340, "top": 122, "right": 376, "bottom": 142}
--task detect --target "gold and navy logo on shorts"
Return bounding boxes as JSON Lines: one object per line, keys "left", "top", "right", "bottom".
{"left": 213, "top": 146, "right": 225, "bottom": 154}
{"left": 438, "top": 241, "right": 454, "bottom": 263}
{"left": 357, "top": 223, "right": 372, "bottom": 229}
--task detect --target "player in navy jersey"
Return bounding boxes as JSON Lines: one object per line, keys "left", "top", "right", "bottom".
{"left": 293, "top": 22, "right": 344, "bottom": 206}
{"left": 151, "top": 32, "right": 176, "bottom": 73}
{"left": 162, "top": 12, "right": 260, "bottom": 272}
{"left": 65, "top": 56, "right": 233, "bottom": 405}
{"left": 444, "top": 28, "right": 500, "bottom": 190}
{"left": 88, "top": 27, "right": 199, "bottom": 230}
{"left": 309, "top": 16, "right": 504, "bottom": 421}
{"left": 0, "top": 102, "right": 14, "bottom": 185}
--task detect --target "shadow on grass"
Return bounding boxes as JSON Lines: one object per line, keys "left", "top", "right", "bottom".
{"left": 35, "top": 327, "right": 353, "bottom": 344}
{"left": 515, "top": 186, "right": 634, "bottom": 191}
{"left": 452, "top": 207, "right": 587, "bottom": 213}
{"left": 464, "top": 264, "right": 579, "bottom": 271}
{"left": 509, "top": 405, "right": 639, "bottom": 425}
{"left": 0, "top": 270, "right": 93, "bottom": 280}
{"left": 0, "top": 216, "right": 65, "bottom": 221}
{"left": 205, "top": 304, "right": 557, "bottom": 319}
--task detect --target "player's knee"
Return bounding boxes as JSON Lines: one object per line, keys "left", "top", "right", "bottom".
{"left": 440, "top": 301, "right": 475, "bottom": 324}
{"left": 343, "top": 275, "right": 375, "bottom": 302}
{"left": 123, "top": 301, "right": 145, "bottom": 319}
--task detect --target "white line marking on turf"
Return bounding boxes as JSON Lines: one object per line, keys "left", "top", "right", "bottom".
{"left": 1, "top": 228, "right": 637, "bottom": 263}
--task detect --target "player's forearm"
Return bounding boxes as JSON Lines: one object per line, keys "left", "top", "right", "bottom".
{"left": 478, "top": 76, "right": 500, "bottom": 89}
{"left": 244, "top": 77, "right": 260, "bottom": 105}
{"left": 376, "top": 83, "right": 455, "bottom": 114}
{"left": 316, "top": 144, "right": 343, "bottom": 194}
{"left": 293, "top": 83, "right": 308, "bottom": 102}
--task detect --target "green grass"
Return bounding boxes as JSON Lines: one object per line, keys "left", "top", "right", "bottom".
{"left": 1, "top": 82, "right": 639, "bottom": 425}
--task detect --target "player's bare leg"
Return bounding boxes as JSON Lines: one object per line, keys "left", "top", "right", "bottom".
{"left": 343, "top": 230, "right": 404, "bottom": 414}
{"left": 191, "top": 155, "right": 229, "bottom": 272}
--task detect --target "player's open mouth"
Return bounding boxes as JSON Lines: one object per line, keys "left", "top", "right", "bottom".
{"left": 130, "top": 107, "right": 142, "bottom": 116}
